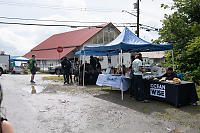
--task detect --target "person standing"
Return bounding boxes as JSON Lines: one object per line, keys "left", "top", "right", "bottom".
{"left": 0, "top": 84, "right": 14, "bottom": 133}
{"left": 28, "top": 54, "right": 37, "bottom": 83}
{"left": 90, "top": 56, "right": 96, "bottom": 70}
{"left": 96, "top": 58, "right": 101, "bottom": 74}
{"left": 132, "top": 53, "right": 148, "bottom": 102}
{"left": 61, "top": 57, "right": 71, "bottom": 85}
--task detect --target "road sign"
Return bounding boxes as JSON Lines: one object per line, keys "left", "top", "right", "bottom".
{"left": 57, "top": 46, "right": 63, "bottom": 53}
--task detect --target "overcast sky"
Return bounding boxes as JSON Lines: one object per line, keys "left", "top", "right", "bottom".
{"left": 0, "top": 0, "right": 173, "bottom": 56}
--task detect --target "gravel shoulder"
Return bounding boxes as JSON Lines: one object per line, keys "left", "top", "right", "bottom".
{"left": 1, "top": 74, "right": 200, "bottom": 133}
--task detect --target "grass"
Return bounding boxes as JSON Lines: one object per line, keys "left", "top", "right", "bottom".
{"left": 42, "top": 75, "right": 200, "bottom": 97}
{"left": 42, "top": 75, "right": 64, "bottom": 81}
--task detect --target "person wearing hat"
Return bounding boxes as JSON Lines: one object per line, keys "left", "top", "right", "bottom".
{"left": 160, "top": 67, "right": 177, "bottom": 80}
{"left": 0, "top": 84, "right": 14, "bottom": 133}
{"left": 28, "top": 54, "right": 37, "bottom": 83}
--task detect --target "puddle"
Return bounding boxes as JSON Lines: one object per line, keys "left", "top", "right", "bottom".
{"left": 23, "top": 85, "right": 45, "bottom": 94}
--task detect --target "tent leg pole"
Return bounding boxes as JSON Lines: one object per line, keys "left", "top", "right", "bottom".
{"left": 120, "top": 49, "right": 124, "bottom": 100}
{"left": 83, "top": 49, "right": 85, "bottom": 86}
{"left": 121, "top": 90, "right": 123, "bottom": 100}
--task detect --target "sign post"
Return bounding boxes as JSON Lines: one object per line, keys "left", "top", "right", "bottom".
{"left": 57, "top": 46, "right": 63, "bottom": 76}
{"left": 57, "top": 46, "right": 63, "bottom": 62}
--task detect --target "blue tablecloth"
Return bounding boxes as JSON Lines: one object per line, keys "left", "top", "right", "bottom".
{"left": 96, "top": 74, "right": 131, "bottom": 91}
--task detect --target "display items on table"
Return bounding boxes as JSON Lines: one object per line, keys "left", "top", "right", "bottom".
{"left": 151, "top": 65, "right": 166, "bottom": 77}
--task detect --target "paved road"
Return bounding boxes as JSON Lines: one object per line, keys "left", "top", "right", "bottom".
{"left": 0, "top": 74, "right": 196, "bottom": 133}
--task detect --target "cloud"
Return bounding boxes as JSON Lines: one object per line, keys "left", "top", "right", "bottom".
{"left": 60, "top": 0, "right": 86, "bottom": 7}
{"left": 0, "top": 15, "right": 69, "bottom": 56}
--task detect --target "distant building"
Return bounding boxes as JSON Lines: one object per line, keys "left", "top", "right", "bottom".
{"left": 24, "top": 23, "right": 121, "bottom": 70}
{"left": 141, "top": 51, "right": 166, "bottom": 65}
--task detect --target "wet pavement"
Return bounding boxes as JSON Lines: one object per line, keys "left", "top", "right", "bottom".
{"left": 0, "top": 74, "right": 199, "bottom": 133}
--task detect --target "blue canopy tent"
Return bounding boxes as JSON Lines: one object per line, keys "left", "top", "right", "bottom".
{"left": 80, "top": 27, "right": 173, "bottom": 100}
{"left": 84, "top": 27, "right": 173, "bottom": 52}
{"left": 75, "top": 50, "right": 119, "bottom": 56}
{"left": 9, "top": 56, "right": 29, "bottom": 62}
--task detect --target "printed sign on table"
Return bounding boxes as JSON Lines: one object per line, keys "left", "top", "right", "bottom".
{"left": 150, "top": 83, "right": 166, "bottom": 98}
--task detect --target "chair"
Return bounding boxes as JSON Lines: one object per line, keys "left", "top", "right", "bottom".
{"left": 177, "top": 73, "right": 183, "bottom": 80}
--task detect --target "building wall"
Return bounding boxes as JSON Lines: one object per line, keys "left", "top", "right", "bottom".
{"left": 37, "top": 59, "right": 59, "bottom": 71}
{"left": 36, "top": 25, "right": 121, "bottom": 71}
{"left": 79, "top": 26, "right": 121, "bottom": 69}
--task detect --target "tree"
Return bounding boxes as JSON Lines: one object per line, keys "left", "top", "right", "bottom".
{"left": 178, "top": 37, "right": 200, "bottom": 85}
{"left": 157, "top": 0, "right": 200, "bottom": 84}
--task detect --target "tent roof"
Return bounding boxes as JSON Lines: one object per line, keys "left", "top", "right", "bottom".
{"left": 85, "top": 27, "right": 173, "bottom": 52}
{"left": 75, "top": 50, "right": 119, "bottom": 56}
{"left": 9, "top": 56, "right": 29, "bottom": 62}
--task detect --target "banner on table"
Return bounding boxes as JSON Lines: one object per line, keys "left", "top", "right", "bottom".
{"left": 150, "top": 83, "right": 166, "bottom": 98}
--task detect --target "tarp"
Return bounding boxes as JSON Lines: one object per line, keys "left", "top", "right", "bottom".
{"left": 84, "top": 27, "right": 173, "bottom": 52}
{"left": 75, "top": 50, "right": 119, "bottom": 56}
{"left": 9, "top": 56, "right": 29, "bottom": 62}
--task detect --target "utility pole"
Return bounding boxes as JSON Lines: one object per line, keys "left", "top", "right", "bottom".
{"left": 122, "top": 0, "right": 140, "bottom": 37}
{"left": 136, "top": 0, "right": 140, "bottom": 37}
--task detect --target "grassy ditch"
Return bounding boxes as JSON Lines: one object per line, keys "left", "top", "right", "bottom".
{"left": 43, "top": 75, "right": 200, "bottom": 97}
{"left": 42, "top": 75, "right": 64, "bottom": 81}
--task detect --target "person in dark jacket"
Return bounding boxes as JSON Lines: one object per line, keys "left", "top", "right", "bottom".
{"left": 161, "top": 67, "right": 177, "bottom": 80}
{"left": 96, "top": 58, "right": 101, "bottom": 74}
{"left": 61, "top": 57, "right": 71, "bottom": 84}
{"left": 90, "top": 56, "right": 96, "bottom": 70}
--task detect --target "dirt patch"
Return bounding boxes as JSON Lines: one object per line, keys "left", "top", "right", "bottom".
{"left": 42, "top": 77, "right": 200, "bottom": 132}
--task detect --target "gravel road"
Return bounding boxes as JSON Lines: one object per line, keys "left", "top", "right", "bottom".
{"left": 0, "top": 74, "right": 199, "bottom": 133}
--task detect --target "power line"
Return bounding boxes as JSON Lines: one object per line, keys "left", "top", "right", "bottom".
{"left": 0, "top": 21, "right": 138, "bottom": 28}
{"left": 0, "top": 21, "right": 71, "bottom": 27}
{"left": 0, "top": 16, "right": 140, "bottom": 26}
{"left": 0, "top": 16, "right": 159, "bottom": 31}
{"left": 0, "top": 21, "right": 159, "bottom": 32}
{"left": 0, "top": 16, "right": 108, "bottom": 24}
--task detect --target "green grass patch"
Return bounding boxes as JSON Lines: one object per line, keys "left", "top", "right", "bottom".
{"left": 42, "top": 75, "right": 64, "bottom": 81}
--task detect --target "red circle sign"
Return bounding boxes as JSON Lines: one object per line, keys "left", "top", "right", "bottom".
{"left": 57, "top": 46, "right": 63, "bottom": 53}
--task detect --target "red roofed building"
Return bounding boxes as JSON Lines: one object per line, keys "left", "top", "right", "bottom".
{"left": 24, "top": 23, "right": 120, "bottom": 70}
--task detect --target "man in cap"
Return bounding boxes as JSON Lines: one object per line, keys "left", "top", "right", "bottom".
{"left": 28, "top": 54, "right": 37, "bottom": 83}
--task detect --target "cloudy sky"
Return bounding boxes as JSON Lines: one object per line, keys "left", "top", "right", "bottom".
{"left": 0, "top": 0, "right": 173, "bottom": 56}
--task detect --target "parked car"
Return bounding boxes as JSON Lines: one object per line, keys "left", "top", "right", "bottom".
{"left": 48, "top": 64, "right": 62, "bottom": 75}
{"left": 11, "top": 63, "right": 28, "bottom": 74}
{"left": 0, "top": 54, "right": 10, "bottom": 76}
{"left": 11, "top": 66, "right": 22, "bottom": 74}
